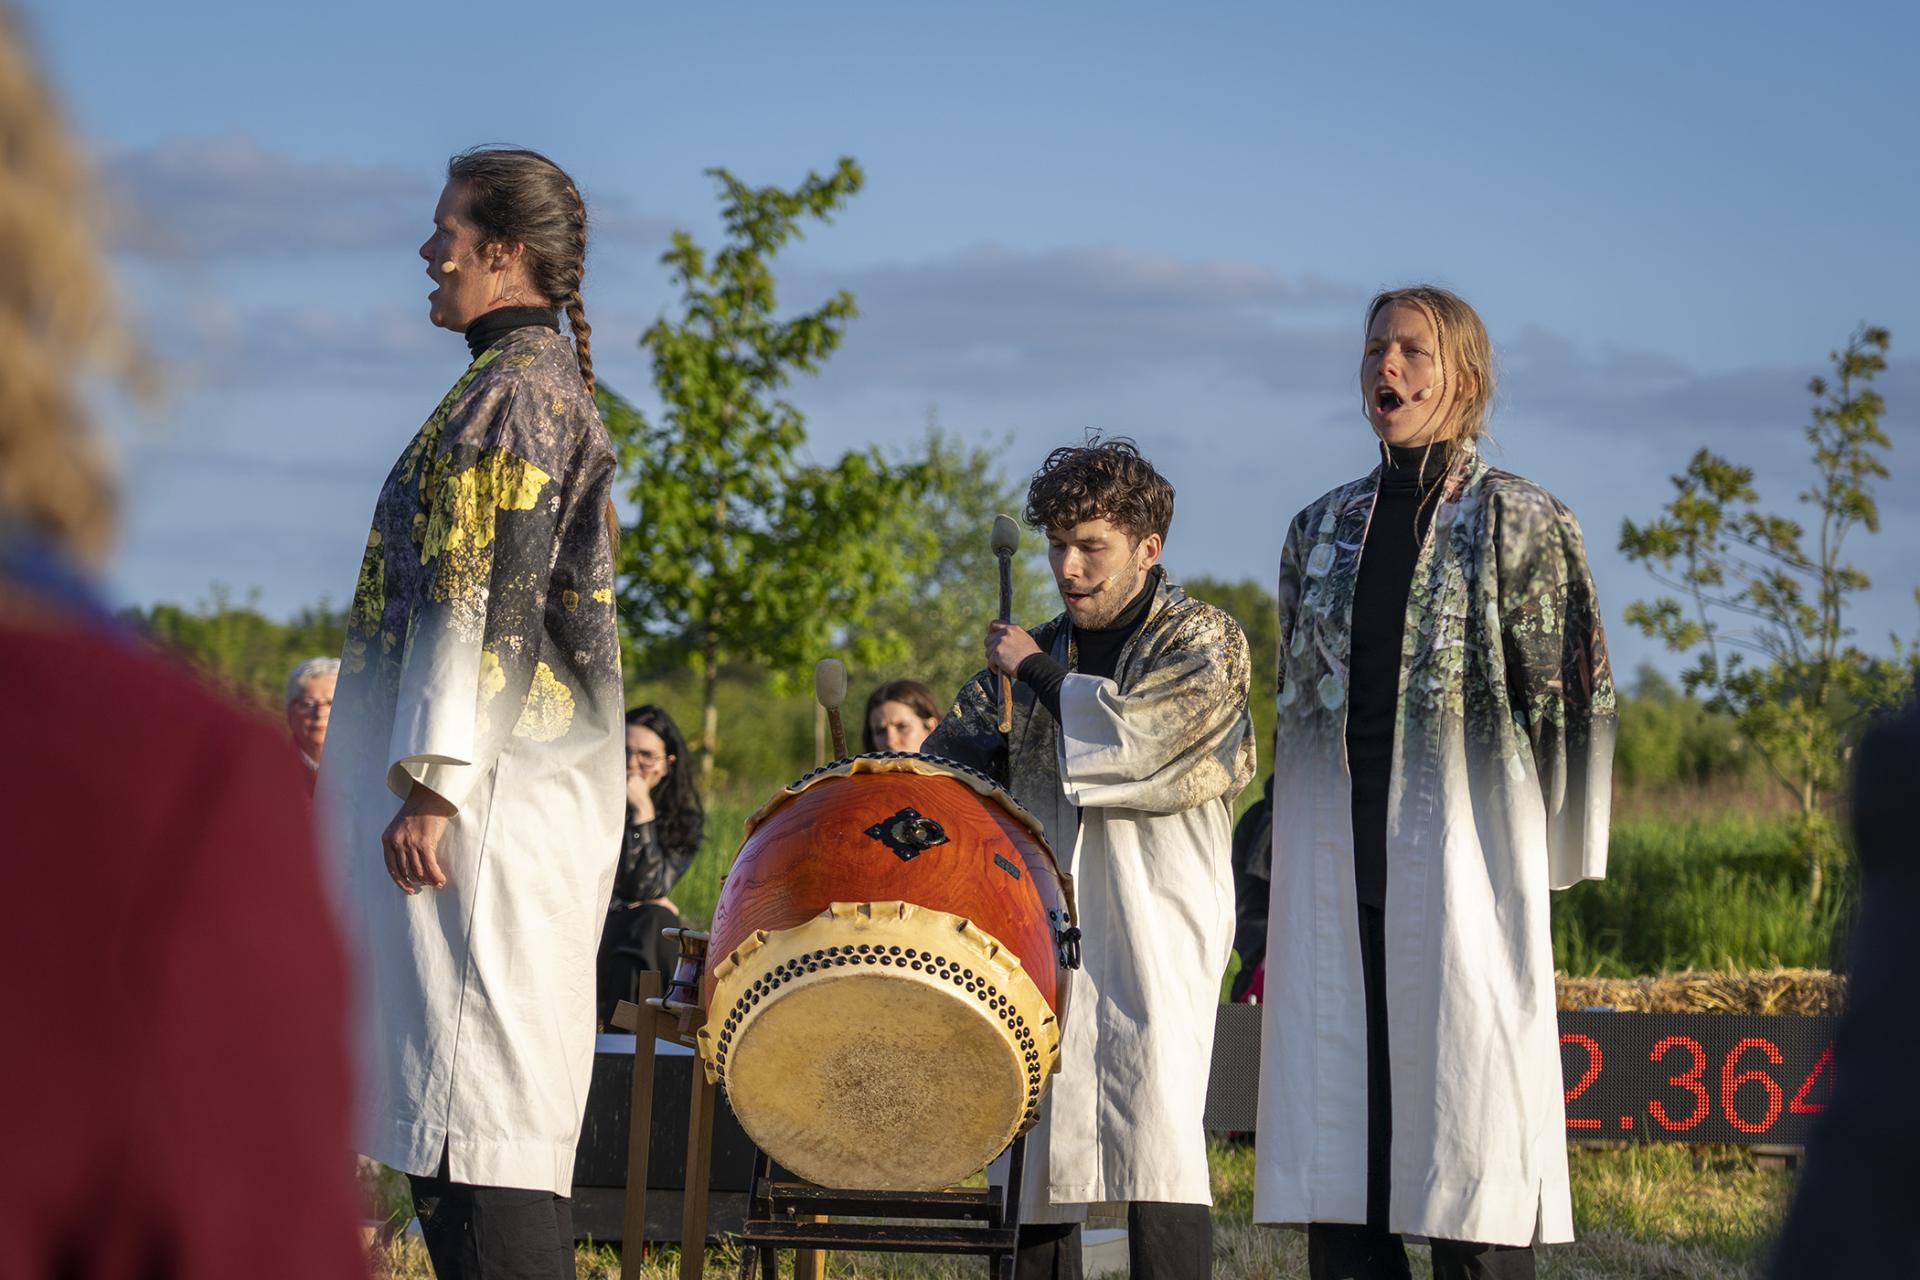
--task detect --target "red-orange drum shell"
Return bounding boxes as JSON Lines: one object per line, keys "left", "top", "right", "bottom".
{"left": 702, "top": 755, "right": 1072, "bottom": 1017}
{"left": 697, "top": 754, "right": 1076, "bottom": 1189}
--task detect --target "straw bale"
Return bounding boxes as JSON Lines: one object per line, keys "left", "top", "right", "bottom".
{"left": 1555, "top": 969, "right": 1846, "bottom": 1016}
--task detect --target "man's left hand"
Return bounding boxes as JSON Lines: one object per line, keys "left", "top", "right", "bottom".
{"left": 986, "top": 620, "right": 1041, "bottom": 679}
{"left": 383, "top": 782, "right": 456, "bottom": 894}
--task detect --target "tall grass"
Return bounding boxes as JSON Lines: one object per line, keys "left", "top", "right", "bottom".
{"left": 681, "top": 791, "right": 1845, "bottom": 978}
{"left": 670, "top": 787, "right": 762, "bottom": 927}
{"left": 1553, "top": 815, "right": 1848, "bottom": 976}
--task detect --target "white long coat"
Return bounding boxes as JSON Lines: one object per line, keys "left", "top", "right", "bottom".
{"left": 1253, "top": 450, "right": 1616, "bottom": 1246}
{"left": 320, "top": 331, "right": 626, "bottom": 1196}
{"left": 926, "top": 572, "right": 1256, "bottom": 1218}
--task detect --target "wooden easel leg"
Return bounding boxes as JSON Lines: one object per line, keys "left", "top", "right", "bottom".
{"left": 678, "top": 1050, "right": 718, "bottom": 1280}
{"left": 618, "top": 975, "right": 664, "bottom": 1280}
{"left": 794, "top": 1232, "right": 827, "bottom": 1280}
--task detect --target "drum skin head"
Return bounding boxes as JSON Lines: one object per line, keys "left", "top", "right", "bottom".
{"left": 698, "top": 901, "right": 1060, "bottom": 1191}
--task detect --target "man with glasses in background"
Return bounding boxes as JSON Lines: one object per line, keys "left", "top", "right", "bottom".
{"left": 285, "top": 657, "right": 339, "bottom": 795}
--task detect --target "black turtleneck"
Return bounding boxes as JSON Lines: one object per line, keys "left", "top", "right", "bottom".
{"left": 1348, "top": 443, "right": 1452, "bottom": 907}
{"left": 464, "top": 306, "right": 560, "bottom": 361}
{"left": 1015, "top": 565, "right": 1161, "bottom": 722}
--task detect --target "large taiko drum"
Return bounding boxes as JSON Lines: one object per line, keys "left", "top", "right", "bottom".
{"left": 694, "top": 753, "right": 1077, "bottom": 1191}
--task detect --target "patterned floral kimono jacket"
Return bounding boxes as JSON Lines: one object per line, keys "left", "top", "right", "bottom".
{"left": 319, "top": 327, "right": 625, "bottom": 1196}
{"left": 1252, "top": 445, "right": 1616, "bottom": 1246}
{"left": 926, "top": 572, "right": 1256, "bottom": 1218}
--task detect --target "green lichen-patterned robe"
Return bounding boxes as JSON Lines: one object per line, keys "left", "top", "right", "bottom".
{"left": 926, "top": 571, "right": 1256, "bottom": 1218}
{"left": 1252, "top": 444, "right": 1616, "bottom": 1246}
{"left": 318, "top": 326, "right": 624, "bottom": 1196}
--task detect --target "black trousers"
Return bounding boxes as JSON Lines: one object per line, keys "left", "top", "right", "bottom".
{"left": 1306, "top": 906, "right": 1535, "bottom": 1280}
{"left": 1015, "top": 1201, "right": 1212, "bottom": 1280}
{"left": 594, "top": 901, "right": 681, "bottom": 1027}
{"left": 408, "top": 1149, "right": 574, "bottom": 1280}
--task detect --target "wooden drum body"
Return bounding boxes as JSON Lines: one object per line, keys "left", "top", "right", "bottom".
{"left": 696, "top": 754, "right": 1076, "bottom": 1191}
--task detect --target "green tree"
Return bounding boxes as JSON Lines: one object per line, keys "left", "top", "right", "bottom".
{"left": 847, "top": 418, "right": 1057, "bottom": 704}
{"left": 607, "top": 159, "right": 936, "bottom": 786}
{"left": 1611, "top": 663, "right": 1760, "bottom": 796}
{"left": 129, "top": 586, "right": 346, "bottom": 710}
{"left": 1619, "top": 325, "right": 1916, "bottom": 909}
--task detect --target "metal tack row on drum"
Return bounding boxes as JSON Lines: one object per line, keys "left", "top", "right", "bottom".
{"left": 666, "top": 753, "right": 1081, "bottom": 1192}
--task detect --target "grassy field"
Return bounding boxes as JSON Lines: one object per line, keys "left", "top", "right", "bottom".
{"left": 1553, "top": 815, "right": 1847, "bottom": 976}
{"left": 670, "top": 789, "right": 1839, "bottom": 981}
{"left": 368, "top": 1139, "right": 1791, "bottom": 1279}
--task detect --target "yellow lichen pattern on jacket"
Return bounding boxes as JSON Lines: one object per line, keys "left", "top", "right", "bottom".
{"left": 513, "top": 662, "right": 577, "bottom": 742}
{"left": 331, "top": 326, "right": 622, "bottom": 773}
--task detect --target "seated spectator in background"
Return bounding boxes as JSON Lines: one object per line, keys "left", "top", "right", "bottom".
{"left": 595, "top": 705, "right": 706, "bottom": 1027}
{"left": 0, "top": 9, "right": 364, "bottom": 1275}
{"left": 286, "top": 656, "right": 339, "bottom": 786}
{"left": 862, "top": 678, "right": 942, "bottom": 754}
{"left": 1230, "top": 772, "right": 1274, "bottom": 1003}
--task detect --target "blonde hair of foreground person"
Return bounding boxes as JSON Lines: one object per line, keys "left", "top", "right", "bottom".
{"left": 0, "top": 5, "right": 131, "bottom": 567}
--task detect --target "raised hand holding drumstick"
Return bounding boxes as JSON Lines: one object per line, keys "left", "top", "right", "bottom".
{"left": 990, "top": 514, "right": 1022, "bottom": 733}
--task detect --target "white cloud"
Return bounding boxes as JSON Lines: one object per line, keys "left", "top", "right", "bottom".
{"left": 103, "top": 135, "right": 433, "bottom": 258}
{"left": 102, "top": 134, "right": 674, "bottom": 260}
{"left": 807, "top": 243, "right": 1362, "bottom": 397}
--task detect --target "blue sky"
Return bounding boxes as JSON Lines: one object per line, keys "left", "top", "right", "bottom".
{"left": 20, "top": 0, "right": 1920, "bottom": 679}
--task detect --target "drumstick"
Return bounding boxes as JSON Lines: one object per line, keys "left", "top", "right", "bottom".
{"left": 991, "top": 514, "right": 1020, "bottom": 734}
{"left": 815, "top": 658, "right": 849, "bottom": 759}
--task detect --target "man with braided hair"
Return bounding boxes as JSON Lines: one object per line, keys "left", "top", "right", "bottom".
{"left": 927, "top": 436, "right": 1256, "bottom": 1280}
{"left": 320, "top": 148, "right": 622, "bottom": 1280}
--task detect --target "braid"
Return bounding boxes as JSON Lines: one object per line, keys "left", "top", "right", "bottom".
{"left": 563, "top": 181, "right": 592, "bottom": 395}
{"left": 566, "top": 294, "right": 594, "bottom": 396}
{"left": 1423, "top": 299, "right": 1462, "bottom": 471}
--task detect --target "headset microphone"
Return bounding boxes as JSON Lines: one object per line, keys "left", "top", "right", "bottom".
{"left": 441, "top": 260, "right": 460, "bottom": 274}
{"left": 1409, "top": 385, "right": 1434, "bottom": 403}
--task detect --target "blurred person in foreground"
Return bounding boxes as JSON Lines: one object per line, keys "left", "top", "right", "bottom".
{"left": 0, "top": 9, "right": 364, "bottom": 1277}
{"left": 317, "top": 146, "right": 623, "bottom": 1279}
{"left": 287, "top": 655, "right": 340, "bottom": 789}
{"left": 861, "top": 678, "right": 942, "bottom": 753}
{"left": 1771, "top": 697, "right": 1920, "bottom": 1274}
{"left": 596, "top": 704, "right": 705, "bottom": 1026}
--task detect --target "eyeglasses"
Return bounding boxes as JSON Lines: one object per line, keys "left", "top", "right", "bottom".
{"left": 292, "top": 698, "right": 332, "bottom": 715}
{"left": 626, "top": 750, "right": 668, "bottom": 766}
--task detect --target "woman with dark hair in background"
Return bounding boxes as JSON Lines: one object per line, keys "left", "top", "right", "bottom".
{"left": 862, "top": 678, "right": 942, "bottom": 754}
{"left": 319, "top": 146, "right": 623, "bottom": 1280}
{"left": 596, "top": 704, "right": 706, "bottom": 1026}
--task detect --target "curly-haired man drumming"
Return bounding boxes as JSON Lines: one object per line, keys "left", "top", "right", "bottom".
{"left": 927, "top": 436, "right": 1256, "bottom": 1280}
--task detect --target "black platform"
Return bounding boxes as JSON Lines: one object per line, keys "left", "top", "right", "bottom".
{"left": 570, "top": 1036, "right": 759, "bottom": 1243}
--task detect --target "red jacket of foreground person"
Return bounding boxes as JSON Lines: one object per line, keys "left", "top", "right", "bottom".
{"left": 0, "top": 592, "right": 367, "bottom": 1280}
